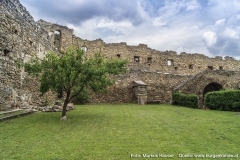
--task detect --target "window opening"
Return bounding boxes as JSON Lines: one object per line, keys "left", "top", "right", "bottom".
{"left": 54, "top": 30, "right": 61, "bottom": 48}
{"left": 148, "top": 57, "right": 152, "bottom": 63}
{"left": 81, "top": 46, "right": 87, "bottom": 52}
{"left": 167, "top": 60, "right": 173, "bottom": 66}
{"left": 3, "top": 49, "right": 10, "bottom": 56}
{"left": 189, "top": 64, "right": 193, "bottom": 69}
{"left": 134, "top": 56, "right": 140, "bottom": 62}
{"left": 207, "top": 66, "right": 213, "bottom": 70}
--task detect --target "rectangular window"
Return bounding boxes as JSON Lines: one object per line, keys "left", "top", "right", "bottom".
{"left": 134, "top": 56, "right": 140, "bottom": 62}
{"left": 117, "top": 54, "right": 121, "bottom": 58}
{"left": 167, "top": 60, "right": 173, "bottom": 66}
{"left": 207, "top": 66, "right": 213, "bottom": 70}
{"left": 148, "top": 57, "right": 152, "bottom": 63}
{"left": 189, "top": 64, "right": 193, "bottom": 69}
{"left": 219, "top": 66, "right": 223, "bottom": 70}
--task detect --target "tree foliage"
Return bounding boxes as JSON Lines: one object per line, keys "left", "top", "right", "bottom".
{"left": 23, "top": 46, "right": 128, "bottom": 117}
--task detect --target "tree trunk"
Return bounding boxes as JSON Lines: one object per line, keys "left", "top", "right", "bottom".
{"left": 62, "top": 91, "right": 70, "bottom": 117}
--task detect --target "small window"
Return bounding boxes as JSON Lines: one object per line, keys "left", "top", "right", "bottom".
{"left": 117, "top": 54, "right": 121, "bottom": 58}
{"left": 189, "top": 64, "right": 193, "bottom": 69}
{"left": 3, "top": 49, "right": 10, "bottom": 56}
{"left": 14, "top": 30, "right": 18, "bottom": 34}
{"left": 148, "top": 57, "right": 152, "bottom": 63}
{"left": 207, "top": 66, "right": 213, "bottom": 70}
{"left": 134, "top": 56, "right": 140, "bottom": 62}
{"left": 167, "top": 60, "right": 173, "bottom": 66}
{"left": 219, "top": 66, "right": 223, "bottom": 70}
{"left": 48, "top": 32, "right": 53, "bottom": 36}
{"left": 81, "top": 46, "right": 87, "bottom": 52}
{"left": 174, "top": 67, "right": 178, "bottom": 71}
{"left": 54, "top": 30, "right": 61, "bottom": 35}
{"left": 30, "top": 41, "right": 33, "bottom": 46}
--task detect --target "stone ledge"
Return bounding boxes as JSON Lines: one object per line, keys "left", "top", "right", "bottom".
{"left": 0, "top": 110, "right": 33, "bottom": 122}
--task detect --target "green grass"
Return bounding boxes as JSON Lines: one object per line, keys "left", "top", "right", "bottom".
{"left": 0, "top": 104, "right": 239, "bottom": 160}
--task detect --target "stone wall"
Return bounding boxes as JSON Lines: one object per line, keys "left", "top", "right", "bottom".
{"left": 174, "top": 70, "right": 240, "bottom": 107}
{"left": 89, "top": 71, "right": 190, "bottom": 104}
{"left": 0, "top": 0, "right": 55, "bottom": 111}
{"left": 1, "top": 0, "right": 240, "bottom": 111}
{"left": 72, "top": 37, "right": 240, "bottom": 75}
{"left": 37, "top": 19, "right": 74, "bottom": 51}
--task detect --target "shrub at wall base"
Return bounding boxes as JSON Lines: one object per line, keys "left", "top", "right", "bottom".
{"left": 204, "top": 90, "right": 240, "bottom": 111}
{"left": 172, "top": 92, "right": 199, "bottom": 108}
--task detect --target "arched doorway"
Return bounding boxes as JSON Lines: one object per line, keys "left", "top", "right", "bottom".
{"left": 203, "top": 82, "right": 222, "bottom": 104}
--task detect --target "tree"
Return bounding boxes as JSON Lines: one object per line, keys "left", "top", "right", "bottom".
{"left": 23, "top": 46, "right": 128, "bottom": 118}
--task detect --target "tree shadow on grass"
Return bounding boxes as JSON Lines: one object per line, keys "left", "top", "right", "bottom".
{"left": 32, "top": 111, "right": 106, "bottom": 125}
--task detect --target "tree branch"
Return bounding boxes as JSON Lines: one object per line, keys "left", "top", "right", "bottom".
{"left": 69, "top": 86, "right": 84, "bottom": 102}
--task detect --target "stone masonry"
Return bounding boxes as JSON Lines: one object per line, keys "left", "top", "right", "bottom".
{"left": 0, "top": 0, "right": 240, "bottom": 111}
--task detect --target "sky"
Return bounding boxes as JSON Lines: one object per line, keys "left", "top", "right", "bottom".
{"left": 19, "top": 0, "right": 240, "bottom": 60}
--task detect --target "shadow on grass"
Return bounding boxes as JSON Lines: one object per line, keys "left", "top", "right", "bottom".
{"left": 29, "top": 111, "right": 106, "bottom": 124}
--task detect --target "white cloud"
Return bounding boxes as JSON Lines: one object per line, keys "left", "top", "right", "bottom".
{"left": 215, "top": 19, "right": 225, "bottom": 26}
{"left": 152, "top": 17, "right": 167, "bottom": 26}
{"left": 185, "top": 0, "right": 201, "bottom": 11}
{"left": 222, "top": 28, "right": 239, "bottom": 39}
{"left": 67, "top": 20, "right": 100, "bottom": 40}
{"left": 202, "top": 31, "right": 217, "bottom": 47}
{"left": 96, "top": 19, "right": 132, "bottom": 28}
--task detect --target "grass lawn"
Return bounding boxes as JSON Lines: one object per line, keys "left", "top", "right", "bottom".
{"left": 0, "top": 104, "right": 239, "bottom": 160}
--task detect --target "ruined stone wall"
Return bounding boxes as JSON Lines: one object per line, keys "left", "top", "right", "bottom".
{"left": 37, "top": 19, "right": 74, "bottom": 51}
{"left": 1, "top": 0, "right": 240, "bottom": 111}
{"left": 89, "top": 71, "right": 190, "bottom": 104}
{"left": 174, "top": 70, "right": 240, "bottom": 107}
{"left": 0, "top": 0, "right": 55, "bottom": 111}
{"left": 38, "top": 17, "right": 240, "bottom": 106}
{"left": 71, "top": 36, "right": 240, "bottom": 105}
{"left": 72, "top": 37, "right": 240, "bottom": 75}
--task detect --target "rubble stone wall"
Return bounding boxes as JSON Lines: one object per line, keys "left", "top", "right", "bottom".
{"left": 72, "top": 37, "right": 240, "bottom": 75}
{"left": 174, "top": 70, "right": 240, "bottom": 107}
{"left": 0, "top": 0, "right": 55, "bottom": 111}
{"left": 1, "top": 0, "right": 240, "bottom": 111}
{"left": 37, "top": 19, "right": 74, "bottom": 51}
{"left": 89, "top": 71, "right": 190, "bottom": 104}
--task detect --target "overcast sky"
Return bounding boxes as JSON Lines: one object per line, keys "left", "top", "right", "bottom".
{"left": 19, "top": 0, "right": 240, "bottom": 60}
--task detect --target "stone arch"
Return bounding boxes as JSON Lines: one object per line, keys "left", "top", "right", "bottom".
{"left": 203, "top": 82, "right": 223, "bottom": 104}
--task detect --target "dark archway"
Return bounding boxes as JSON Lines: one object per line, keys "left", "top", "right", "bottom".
{"left": 203, "top": 82, "right": 222, "bottom": 104}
